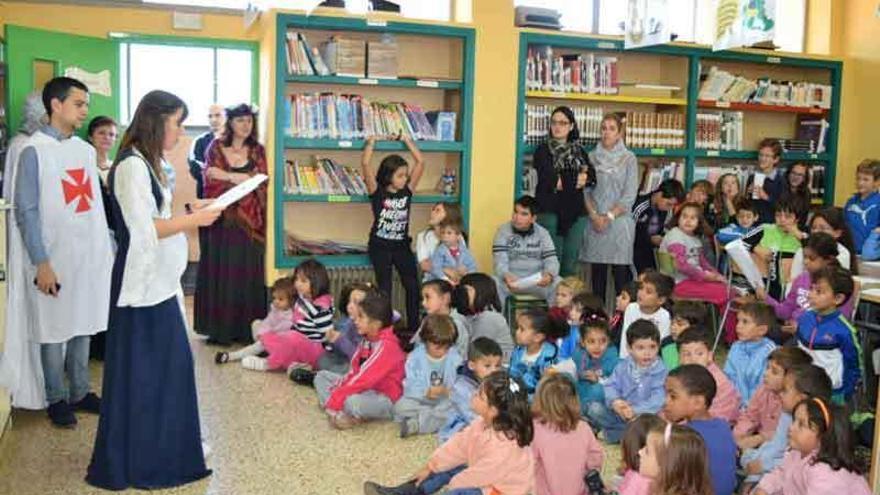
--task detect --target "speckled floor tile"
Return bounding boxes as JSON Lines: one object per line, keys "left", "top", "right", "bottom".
{"left": 0, "top": 297, "right": 623, "bottom": 495}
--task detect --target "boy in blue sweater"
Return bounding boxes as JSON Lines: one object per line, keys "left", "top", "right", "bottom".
{"left": 589, "top": 320, "right": 667, "bottom": 443}
{"left": 724, "top": 302, "right": 777, "bottom": 403}
{"left": 428, "top": 219, "right": 477, "bottom": 284}
{"left": 437, "top": 337, "right": 502, "bottom": 443}
{"left": 715, "top": 198, "right": 760, "bottom": 245}
{"left": 393, "top": 315, "right": 463, "bottom": 438}
{"left": 663, "top": 364, "right": 737, "bottom": 495}
{"left": 796, "top": 265, "right": 861, "bottom": 402}
{"left": 572, "top": 317, "right": 619, "bottom": 416}
{"left": 844, "top": 159, "right": 880, "bottom": 254}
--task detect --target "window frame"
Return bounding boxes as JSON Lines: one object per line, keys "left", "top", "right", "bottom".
{"left": 114, "top": 34, "right": 259, "bottom": 126}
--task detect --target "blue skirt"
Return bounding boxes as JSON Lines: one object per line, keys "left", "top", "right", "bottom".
{"left": 86, "top": 296, "right": 211, "bottom": 490}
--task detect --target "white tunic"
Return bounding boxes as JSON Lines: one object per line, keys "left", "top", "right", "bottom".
{"left": 113, "top": 152, "right": 187, "bottom": 307}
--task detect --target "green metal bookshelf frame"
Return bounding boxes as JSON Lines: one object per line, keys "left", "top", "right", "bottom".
{"left": 274, "top": 14, "right": 475, "bottom": 269}
{"left": 514, "top": 32, "right": 842, "bottom": 204}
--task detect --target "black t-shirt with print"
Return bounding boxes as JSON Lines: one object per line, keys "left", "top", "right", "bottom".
{"left": 369, "top": 186, "right": 413, "bottom": 248}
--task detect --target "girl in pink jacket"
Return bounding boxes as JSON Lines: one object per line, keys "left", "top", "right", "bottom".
{"left": 754, "top": 398, "right": 871, "bottom": 495}
{"left": 364, "top": 371, "right": 534, "bottom": 495}
{"left": 531, "top": 374, "right": 604, "bottom": 495}
{"left": 614, "top": 414, "right": 664, "bottom": 495}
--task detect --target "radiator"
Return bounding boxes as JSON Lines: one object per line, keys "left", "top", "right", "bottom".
{"left": 327, "top": 265, "right": 406, "bottom": 315}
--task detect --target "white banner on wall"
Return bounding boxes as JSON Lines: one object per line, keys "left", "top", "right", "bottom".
{"left": 713, "top": 0, "right": 776, "bottom": 51}
{"left": 624, "top": 0, "right": 671, "bottom": 49}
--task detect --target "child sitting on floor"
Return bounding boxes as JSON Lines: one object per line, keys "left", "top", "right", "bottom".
{"left": 677, "top": 327, "right": 741, "bottom": 423}
{"left": 531, "top": 374, "right": 604, "bottom": 495}
{"left": 572, "top": 316, "right": 619, "bottom": 417}
{"left": 557, "top": 291, "right": 605, "bottom": 360}
{"left": 754, "top": 398, "right": 872, "bottom": 494}
{"left": 509, "top": 308, "right": 566, "bottom": 398}
{"left": 620, "top": 271, "right": 673, "bottom": 359}
{"left": 613, "top": 414, "right": 664, "bottom": 495}
{"left": 438, "top": 337, "right": 503, "bottom": 444}
{"left": 638, "top": 422, "right": 714, "bottom": 495}
{"left": 725, "top": 302, "right": 777, "bottom": 404}
{"left": 661, "top": 300, "right": 709, "bottom": 370}
{"left": 590, "top": 320, "right": 667, "bottom": 443}
{"left": 314, "top": 289, "right": 405, "bottom": 430}
{"left": 413, "top": 279, "right": 470, "bottom": 358}
{"left": 214, "top": 276, "right": 296, "bottom": 365}
{"left": 795, "top": 265, "right": 861, "bottom": 402}
{"left": 662, "top": 364, "right": 737, "bottom": 495}
{"left": 394, "top": 314, "right": 463, "bottom": 438}
{"left": 364, "top": 371, "right": 534, "bottom": 495}
{"left": 455, "top": 273, "right": 514, "bottom": 363}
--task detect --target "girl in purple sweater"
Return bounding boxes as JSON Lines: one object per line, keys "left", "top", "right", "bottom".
{"left": 761, "top": 233, "right": 853, "bottom": 345}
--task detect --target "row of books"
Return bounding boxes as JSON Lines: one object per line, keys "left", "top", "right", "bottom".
{"left": 794, "top": 117, "right": 830, "bottom": 154}
{"left": 525, "top": 46, "right": 619, "bottom": 94}
{"left": 282, "top": 158, "right": 368, "bottom": 195}
{"left": 639, "top": 160, "right": 683, "bottom": 195}
{"left": 693, "top": 163, "right": 826, "bottom": 200}
{"left": 285, "top": 234, "right": 367, "bottom": 256}
{"left": 623, "top": 112, "right": 686, "bottom": 149}
{"left": 523, "top": 104, "right": 606, "bottom": 147}
{"left": 287, "top": 93, "right": 450, "bottom": 141}
{"left": 698, "top": 66, "right": 833, "bottom": 109}
{"left": 695, "top": 111, "right": 744, "bottom": 150}
{"left": 285, "top": 31, "right": 330, "bottom": 76}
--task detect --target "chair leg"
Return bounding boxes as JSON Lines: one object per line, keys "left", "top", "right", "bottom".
{"left": 713, "top": 300, "right": 733, "bottom": 353}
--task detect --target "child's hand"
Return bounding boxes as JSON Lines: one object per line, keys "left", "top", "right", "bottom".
{"left": 745, "top": 459, "right": 763, "bottom": 475}
{"left": 325, "top": 327, "right": 340, "bottom": 343}
{"left": 413, "top": 466, "right": 432, "bottom": 486}
{"left": 426, "top": 386, "right": 448, "bottom": 399}
{"left": 612, "top": 400, "right": 632, "bottom": 419}
{"left": 874, "top": 227, "right": 880, "bottom": 234}
{"left": 736, "top": 434, "right": 764, "bottom": 450}
{"left": 583, "top": 370, "right": 599, "bottom": 382}
{"left": 503, "top": 274, "right": 518, "bottom": 289}
{"left": 650, "top": 235, "right": 663, "bottom": 246}
{"left": 536, "top": 273, "right": 552, "bottom": 287}
{"left": 754, "top": 286, "right": 767, "bottom": 301}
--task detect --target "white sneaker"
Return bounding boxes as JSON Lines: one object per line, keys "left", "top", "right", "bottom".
{"left": 241, "top": 356, "right": 269, "bottom": 371}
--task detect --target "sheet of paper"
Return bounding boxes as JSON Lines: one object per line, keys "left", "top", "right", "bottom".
{"left": 511, "top": 272, "right": 543, "bottom": 290}
{"left": 209, "top": 174, "right": 268, "bottom": 210}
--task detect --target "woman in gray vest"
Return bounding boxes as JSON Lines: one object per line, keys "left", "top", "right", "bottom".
{"left": 580, "top": 113, "right": 638, "bottom": 302}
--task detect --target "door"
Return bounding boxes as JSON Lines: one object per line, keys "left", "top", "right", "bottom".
{"left": 5, "top": 25, "right": 118, "bottom": 137}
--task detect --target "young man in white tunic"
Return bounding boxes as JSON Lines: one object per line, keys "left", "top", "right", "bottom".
{"left": 4, "top": 77, "right": 113, "bottom": 428}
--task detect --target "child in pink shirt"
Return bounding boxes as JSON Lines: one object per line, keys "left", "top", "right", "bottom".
{"left": 734, "top": 347, "right": 812, "bottom": 451}
{"left": 754, "top": 398, "right": 871, "bottom": 495}
{"left": 677, "top": 327, "right": 740, "bottom": 423}
{"left": 364, "top": 370, "right": 534, "bottom": 495}
{"left": 614, "top": 414, "right": 664, "bottom": 495}
{"left": 531, "top": 374, "right": 603, "bottom": 495}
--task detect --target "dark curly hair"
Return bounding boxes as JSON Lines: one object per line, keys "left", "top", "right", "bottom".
{"left": 481, "top": 370, "right": 533, "bottom": 447}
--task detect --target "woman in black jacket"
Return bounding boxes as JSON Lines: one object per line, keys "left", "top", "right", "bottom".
{"left": 532, "top": 106, "right": 596, "bottom": 277}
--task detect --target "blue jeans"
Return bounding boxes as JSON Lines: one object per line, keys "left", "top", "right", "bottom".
{"left": 585, "top": 401, "right": 627, "bottom": 443}
{"left": 419, "top": 465, "right": 480, "bottom": 495}
{"left": 41, "top": 335, "right": 91, "bottom": 404}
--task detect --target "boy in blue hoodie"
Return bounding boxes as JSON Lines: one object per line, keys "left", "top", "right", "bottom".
{"left": 572, "top": 317, "right": 619, "bottom": 416}
{"left": 795, "top": 265, "right": 861, "bottom": 402}
{"left": 393, "top": 315, "right": 463, "bottom": 438}
{"left": 724, "top": 302, "right": 777, "bottom": 403}
{"left": 844, "top": 159, "right": 880, "bottom": 254}
{"left": 716, "top": 198, "right": 760, "bottom": 245}
{"left": 437, "top": 337, "right": 502, "bottom": 443}
{"left": 509, "top": 308, "right": 570, "bottom": 398}
{"left": 589, "top": 320, "right": 667, "bottom": 443}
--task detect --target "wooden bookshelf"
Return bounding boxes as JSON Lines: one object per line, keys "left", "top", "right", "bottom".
{"left": 274, "top": 14, "right": 475, "bottom": 269}
{"left": 526, "top": 90, "right": 687, "bottom": 107}
{"left": 514, "top": 32, "right": 842, "bottom": 206}
{"left": 697, "top": 99, "right": 828, "bottom": 115}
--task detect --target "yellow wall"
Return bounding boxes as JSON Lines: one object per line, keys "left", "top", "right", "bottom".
{"left": 0, "top": 1, "right": 260, "bottom": 40}
{"left": 831, "top": 0, "right": 880, "bottom": 204}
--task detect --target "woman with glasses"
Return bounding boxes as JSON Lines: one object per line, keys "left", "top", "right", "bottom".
{"left": 781, "top": 162, "right": 812, "bottom": 226}
{"left": 532, "top": 106, "right": 596, "bottom": 277}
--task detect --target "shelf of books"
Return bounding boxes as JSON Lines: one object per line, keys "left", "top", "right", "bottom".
{"left": 274, "top": 14, "right": 474, "bottom": 268}
{"left": 514, "top": 32, "right": 841, "bottom": 207}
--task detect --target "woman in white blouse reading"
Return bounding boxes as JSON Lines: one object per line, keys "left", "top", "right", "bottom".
{"left": 87, "top": 90, "right": 222, "bottom": 490}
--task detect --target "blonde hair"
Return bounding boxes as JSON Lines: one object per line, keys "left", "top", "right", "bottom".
{"left": 557, "top": 276, "right": 585, "bottom": 295}
{"left": 531, "top": 374, "right": 581, "bottom": 433}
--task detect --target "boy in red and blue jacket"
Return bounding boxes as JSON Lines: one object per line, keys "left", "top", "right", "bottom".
{"left": 796, "top": 265, "right": 861, "bottom": 402}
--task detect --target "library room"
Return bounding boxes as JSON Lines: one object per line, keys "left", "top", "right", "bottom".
{"left": 0, "top": 1, "right": 878, "bottom": 494}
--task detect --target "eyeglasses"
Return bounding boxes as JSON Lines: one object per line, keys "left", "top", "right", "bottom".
{"left": 790, "top": 171, "right": 807, "bottom": 178}
{"left": 550, "top": 119, "right": 572, "bottom": 126}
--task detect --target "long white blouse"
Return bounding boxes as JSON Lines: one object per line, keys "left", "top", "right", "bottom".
{"left": 113, "top": 151, "right": 188, "bottom": 308}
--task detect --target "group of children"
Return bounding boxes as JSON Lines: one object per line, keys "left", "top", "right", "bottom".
{"left": 204, "top": 139, "right": 880, "bottom": 494}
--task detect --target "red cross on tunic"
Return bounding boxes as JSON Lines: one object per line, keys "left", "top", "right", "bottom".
{"left": 61, "top": 168, "right": 93, "bottom": 213}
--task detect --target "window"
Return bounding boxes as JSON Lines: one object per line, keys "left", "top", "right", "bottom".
{"left": 119, "top": 41, "right": 254, "bottom": 126}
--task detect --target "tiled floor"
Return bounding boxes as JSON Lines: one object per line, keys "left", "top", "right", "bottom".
{"left": 0, "top": 297, "right": 620, "bottom": 495}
